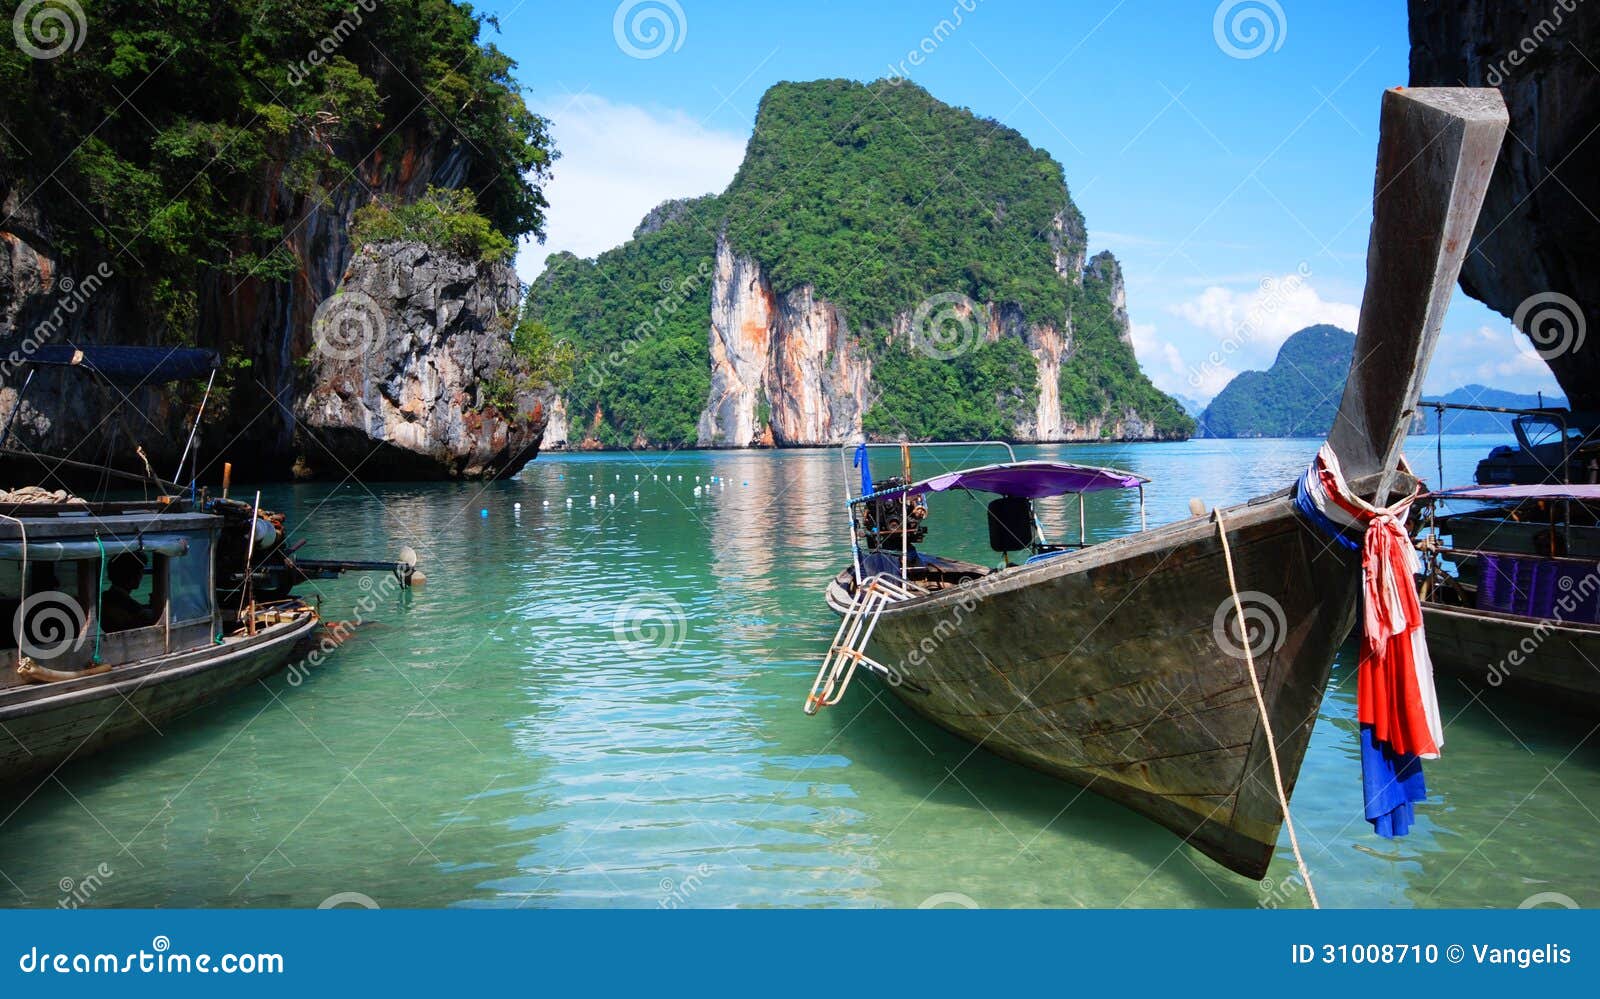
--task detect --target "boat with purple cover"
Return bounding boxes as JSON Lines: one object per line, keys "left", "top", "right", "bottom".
{"left": 1419, "top": 483, "right": 1600, "bottom": 716}
{"left": 802, "top": 87, "right": 1509, "bottom": 879}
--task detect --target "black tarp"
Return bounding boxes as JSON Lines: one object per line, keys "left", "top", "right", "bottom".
{"left": 0, "top": 343, "right": 219, "bottom": 384}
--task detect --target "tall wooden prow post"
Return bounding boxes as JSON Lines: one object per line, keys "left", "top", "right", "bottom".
{"left": 1327, "top": 88, "right": 1509, "bottom": 504}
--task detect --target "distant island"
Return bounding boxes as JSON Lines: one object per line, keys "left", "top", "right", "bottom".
{"left": 1195, "top": 326, "right": 1563, "bottom": 438}
{"left": 527, "top": 79, "right": 1192, "bottom": 450}
{"left": 1196, "top": 325, "right": 1352, "bottom": 438}
{"left": 1417, "top": 385, "right": 1569, "bottom": 434}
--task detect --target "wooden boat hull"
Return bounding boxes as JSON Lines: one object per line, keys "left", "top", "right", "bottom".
{"left": 827, "top": 491, "right": 1361, "bottom": 880}
{"left": 0, "top": 613, "right": 319, "bottom": 789}
{"left": 1422, "top": 601, "right": 1600, "bottom": 716}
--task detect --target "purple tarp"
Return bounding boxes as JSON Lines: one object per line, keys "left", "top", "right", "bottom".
{"left": 860, "top": 460, "right": 1146, "bottom": 501}
{"left": 1430, "top": 483, "right": 1600, "bottom": 503}
{"left": 1476, "top": 553, "right": 1600, "bottom": 624}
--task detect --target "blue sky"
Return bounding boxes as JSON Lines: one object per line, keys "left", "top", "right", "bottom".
{"left": 484, "top": 0, "right": 1561, "bottom": 403}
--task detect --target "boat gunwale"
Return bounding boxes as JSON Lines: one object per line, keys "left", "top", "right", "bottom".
{"left": 0, "top": 611, "right": 318, "bottom": 721}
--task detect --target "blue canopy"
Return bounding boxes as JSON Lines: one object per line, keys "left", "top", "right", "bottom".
{"left": 3, "top": 343, "right": 220, "bottom": 384}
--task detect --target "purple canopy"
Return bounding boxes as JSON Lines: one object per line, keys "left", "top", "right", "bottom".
{"left": 858, "top": 460, "right": 1147, "bottom": 502}
{"left": 1429, "top": 483, "right": 1600, "bottom": 503}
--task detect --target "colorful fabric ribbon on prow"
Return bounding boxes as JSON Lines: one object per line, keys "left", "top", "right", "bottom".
{"left": 1295, "top": 444, "right": 1443, "bottom": 838}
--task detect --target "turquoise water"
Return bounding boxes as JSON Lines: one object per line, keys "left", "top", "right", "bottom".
{"left": 2, "top": 436, "right": 1597, "bottom": 909}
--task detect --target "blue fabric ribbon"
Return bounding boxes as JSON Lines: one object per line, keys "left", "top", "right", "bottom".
{"left": 853, "top": 443, "right": 872, "bottom": 496}
{"left": 1360, "top": 723, "right": 1427, "bottom": 838}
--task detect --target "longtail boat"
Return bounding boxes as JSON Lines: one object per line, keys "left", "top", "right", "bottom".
{"left": 1418, "top": 482, "right": 1600, "bottom": 716}
{"left": 0, "top": 345, "right": 416, "bottom": 791}
{"left": 804, "top": 88, "right": 1509, "bottom": 879}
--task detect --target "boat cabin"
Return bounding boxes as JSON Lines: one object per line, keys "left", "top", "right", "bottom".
{"left": 842, "top": 442, "right": 1149, "bottom": 591}
{"left": 0, "top": 501, "right": 220, "bottom": 684}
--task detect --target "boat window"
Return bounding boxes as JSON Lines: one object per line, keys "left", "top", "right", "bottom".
{"left": 1517, "top": 415, "right": 1590, "bottom": 450}
{"left": 0, "top": 560, "right": 85, "bottom": 652}
{"left": 166, "top": 534, "right": 212, "bottom": 624}
{"left": 100, "top": 552, "right": 160, "bottom": 632}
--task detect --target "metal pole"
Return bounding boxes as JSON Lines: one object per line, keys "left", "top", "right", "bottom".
{"left": 173, "top": 368, "right": 215, "bottom": 483}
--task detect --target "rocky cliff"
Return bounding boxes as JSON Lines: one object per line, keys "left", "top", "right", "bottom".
{"left": 293, "top": 241, "right": 547, "bottom": 479}
{"left": 0, "top": 1, "right": 554, "bottom": 483}
{"left": 529, "top": 79, "right": 1192, "bottom": 449}
{"left": 1409, "top": 0, "right": 1600, "bottom": 408}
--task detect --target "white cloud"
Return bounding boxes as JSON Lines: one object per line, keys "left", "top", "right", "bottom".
{"left": 1128, "top": 320, "right": 1233, "bottom": 401}
{"left": 1168, "top": 273, "right": 1360, "bottom": 368}
{"left": 1422, "top": 323, "right": 1566, "bottom": 397}
{"left": 516, "top": 94, "right": 748, "bottom": 283}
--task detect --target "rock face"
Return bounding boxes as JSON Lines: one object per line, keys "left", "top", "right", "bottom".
{"left": 696, "top": 235, "right": 873, "bottom": 447}
{"left": 1, "top": 131, "right": 533, "bottom": 480}
{"left": 1409, "top": 0, "right": 1600, "bottom": 408}
{"left": 292, "top": 241, "right": 547, "bottom": 480}
{"left": 692, "top": 232, "right": 1167, "bottom": 447}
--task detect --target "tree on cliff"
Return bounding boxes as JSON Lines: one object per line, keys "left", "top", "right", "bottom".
{"left": 0, "top": 0, "right": 553, "bottom": 333}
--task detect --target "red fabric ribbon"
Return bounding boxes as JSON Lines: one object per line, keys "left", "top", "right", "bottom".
{"left": 1356, "top": 513, "right": 1439, "bottom": 759}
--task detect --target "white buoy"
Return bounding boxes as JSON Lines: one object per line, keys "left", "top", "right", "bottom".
{"left": 653, "top": 474, "right": 658, "bottom": 480}
{"left": 632, "top": 490, "right": 639, "bottom": 499}
{"left": 609, "top": 493, "right": 615, "bottom": 504}
{"left": 695, "top": 475, "right": 701, "bottom": 482}
{"left": 566, "top": 497, "right": 573, "bottom": 507}
{"left": 693, "top": 486, "right": 702, "bottom": 497}
{"left": 543, "top": 500, "right": 549, "bottom": 507}
{"left": 514, "top": 502, "right": 522, "bottom": 510}
{"left": 634, "top": 474, "right": 640, "bottom": 481}
{"left": 589, "top": 495, "right": 596, "bottom": 506}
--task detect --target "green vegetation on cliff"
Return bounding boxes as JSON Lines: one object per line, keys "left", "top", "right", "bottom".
{"left": 1198, "top": 325, "right": 1354, "bottom": 438}
{"left": 0, "top": 0, "right": 552, "bottom": 328}
{"left": 526, "top": 196, "right": 722, "bottom": 447}
{"left": 527, "top": 79, "right": 1191, "bottom": 445}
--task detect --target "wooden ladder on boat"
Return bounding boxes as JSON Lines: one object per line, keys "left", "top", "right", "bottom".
{"left": 804, "top": 574, "right": 923, "bottom": 714}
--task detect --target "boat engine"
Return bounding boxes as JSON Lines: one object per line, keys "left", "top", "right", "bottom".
{"left": 860, "top": 476, "right": 927, "bottom": 551}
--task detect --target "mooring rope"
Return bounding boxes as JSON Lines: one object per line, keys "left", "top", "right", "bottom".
{"left": 1213, "top": 507, "right": 1320, "bottom": 908}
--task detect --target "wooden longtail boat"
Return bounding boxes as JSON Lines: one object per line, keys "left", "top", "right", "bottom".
{"left": 1419, "top": 482, "right": 1600, "bottom": 716}
{"left": 0, "top": 500, "right": 320, "bottom": 787}
{"left": 0, "top": 346, "right": 416, "bottom": 791}
{"left": 806, "top": 88, "right": 1509, "bottom": 879}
